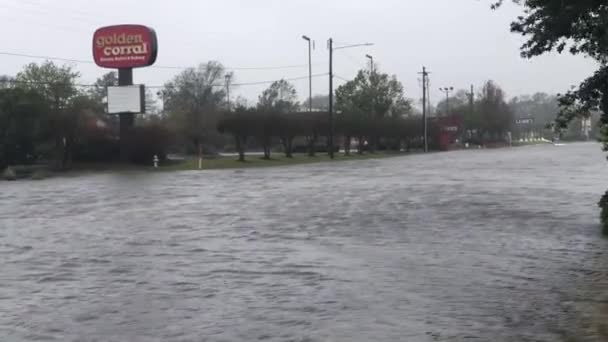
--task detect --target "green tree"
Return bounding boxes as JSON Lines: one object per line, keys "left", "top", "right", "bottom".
{"left": 15, "top": 61, "right": 81, "bottom": 169}
{"left": 336, "top": 68, "right": 412, "bottom": 152}
{"left": 304, "top": 94, "right": 331, "bottom": 112}
{"left": 436, "top": 89, "right": 469, "bottom": 117}
{"left": 257, "top": 79, "right": 299, "bottom": 113}
{"left": 61, "top": 95, "right": 105, "bottom": 168}
{"left": 0, "top": 87, "right": 48, "bottom": 168}
{"left": 0, "top": 75, "right": 13, "bottom": 89}
{"left": 477, "top": 80, "right": 514, "bottom": 142}
{"left": 509, "top": 93, "right": 559, "bottom": 140}
{"left": 162, "top": 61, "right": 228, "bottom": 158}
{"left": 89, "top": 71, "right": 117, "bottom": 104}
{"left": 217, "top": 107, "right": 256, "bottom": 162}
{"left": 494, "top": 0, "right": 608, "bottom": 233}
{"left": 257, "top": 80, "right": 299, "bottom": 157}
{"left": 337, "top": 69, "right": 411, "bottom": 119}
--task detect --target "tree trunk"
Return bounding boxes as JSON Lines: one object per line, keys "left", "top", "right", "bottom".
{"left": 235, "top": 135, "right": 245, "bottom": 162}
{"left": 307, "top": 134, "right": 317, "bottom": 157}
{"left": 281, "top": 137, "right": 293, "bottom": 158}
{"left": 344, "top": 135, "right": 351, "bottom": 156}
{"left": 197, "top": 142, "right": 203, "bottom": 169}
{"left": 264, "top": 146, "right": 270, "bottom": 160}
{"left": 357, "top": 136, "right": 365, "bottom": 154}
{"left": 263, "top": 138, "right": 271, "bottom": 160}
{"left": 63, "top": 137, "right": 73, "bottom": 170}
{"left": 285, "top": 137, "right": 293, "bottom": 158}
{"left": 369, "top": 135, "right": 378, "bottom": 153}
{"left": 54, "top": 135, "right": 64, "bottom": 170}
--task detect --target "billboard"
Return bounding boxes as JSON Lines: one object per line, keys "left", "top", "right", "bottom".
{"left": 93, "top": 25, "right": 158, "bottom": 69}
{"left": 107, "top": 85, "right": 145, "bottom": 114}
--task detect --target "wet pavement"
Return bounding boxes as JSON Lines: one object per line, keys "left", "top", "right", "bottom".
{"left": 1, "top": 143, "right": 608, "bottom": 341}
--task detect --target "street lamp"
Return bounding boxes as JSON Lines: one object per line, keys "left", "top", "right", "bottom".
{"left": 365, "top": 54, "right": 374, "bottom": 74}
{"left": 439, "top": 87, "right": 454, "bottom": 116}
{"left": 327, "top": 39, "right": 374, "bottom": 159}
{"left": 302, "top": 35, "right": 313, "bottom": 113}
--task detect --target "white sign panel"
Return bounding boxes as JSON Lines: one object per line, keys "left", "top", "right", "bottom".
{"left": 107, "top": 85, "right": 144, "bottom": 114}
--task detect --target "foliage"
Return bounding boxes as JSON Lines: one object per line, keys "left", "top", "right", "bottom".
{"left": 0, "top": 87, "right": 48, "bottom": 168}
{"left": 15, "top": 62, "right": 84, "bottom": 169}
{"left": 127, "top": 122, "right": 172, "bottom": 164}
{"left": 495, "top": 0, "right": 608, "bottom": 233}
{"left": 304, "top": 94, "right": 331, "bottom": 112}
{"left": 162, "top": 61, "right": 228, "bottom": 153}
{"left": 217, "top": 108, "right": 428, "bottom": 159}
{"left": 15, "top": 62, "right": 80, "bottom": 111}
{"left": 217, "top": 107, "right": 257, "bottom": 161}
{"left": 336, "top": 69, "right": 412, "bottom": 120}
{"left": 336, "top": 68, "right": 412, "bottom": 152}
{"left": 509, "top": 93, "right": 558, "bottom": 140}
{"left": 436, "top": 89, "right": 470, "bottom": 117}
{"left": 257, "top": 79, "right": 300, "bottom": 113}
{"left": 89, "top": 71, "right": 117, "bottom": 104}
{"left": 477, "top": 80, "right": 514, "bottom": 138}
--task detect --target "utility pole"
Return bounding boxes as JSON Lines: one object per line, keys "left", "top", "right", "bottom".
{"left": 421, "top": 67, "right": 429, "bottom": 153}
{"left": 328, "top": 38, "right": 334, "bottom": 159}
{"left": 366, "top": 54, "right": 376, "bottom": 150}
{"left": 427, "top": 77, "right": 432, "bottom": 118}
{"left": 302, "top": 35, "right": 313, "bottom": 112}
{"left": 225, "top": 74, "right": 232, "bottom": 112}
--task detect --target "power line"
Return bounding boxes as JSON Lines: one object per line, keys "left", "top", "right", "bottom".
{"left": 2, "top": 73, "right": 329, "bottom": 89}
{"left": 334, "top": 75, "right": 351, "bottom": 82}
{"left": 232, "top": 73, "right": 328, "bottom": 86}
{"left": 0, "top": 51, "right": 93, "bottom": 65}
{"left": 0, "top": 50, "right": 322, "bottom": 72}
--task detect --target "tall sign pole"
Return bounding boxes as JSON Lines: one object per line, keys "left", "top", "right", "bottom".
{"left": 118, "top": 68, "right": 134, "bottom": 161}
{"left": 93, "top": 24, "right": 158, "bottom": 162}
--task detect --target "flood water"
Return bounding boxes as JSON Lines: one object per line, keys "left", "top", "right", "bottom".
{"left": 2, "top": 143, "right": 608, "bottom": 341}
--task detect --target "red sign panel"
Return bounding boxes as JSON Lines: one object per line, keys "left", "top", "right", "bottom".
{"left": 93, "top": 25, "right": 158, "bottom": 69}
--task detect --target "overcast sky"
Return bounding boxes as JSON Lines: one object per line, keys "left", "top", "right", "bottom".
{"left": 0, "top": 0, "right": 598, "bottom": 107}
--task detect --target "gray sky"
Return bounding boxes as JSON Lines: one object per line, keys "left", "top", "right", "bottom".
{"left": 0, "top": 0, "right": 598, "bottom": 107}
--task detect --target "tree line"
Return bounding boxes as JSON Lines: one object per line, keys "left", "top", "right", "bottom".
{"left": 1, "top": 59, "right": 591, "bottom": 171}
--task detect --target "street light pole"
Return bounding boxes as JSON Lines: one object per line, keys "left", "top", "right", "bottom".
{"left": 327, "top": 40, "right": 374, "bottom": 159}
{"left": 439, "top": 87, "right": 454, "bottom": 116}
{"left": 365, "top": 54, "right": 374, "bottom": 74}
{"left": 302, "top": 35, "right": 312, "bottom": 113}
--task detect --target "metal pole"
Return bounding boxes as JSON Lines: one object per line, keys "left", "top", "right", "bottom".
{"left": 422, "top": 67, "right": 428, "bottom": 153}
{"left": 308, "top": 39, "right": 312, "bottom": 112}
{"left": 366, "top": 55, "right": 374, "bottom": 74}
{"left": 328, "top": 38, "right": 334, "bottom": 159}
{"left": 303, "top": 36, "right": 313, "bottom": 112}
{"left": 118, "top": 68, "right": 134, "bottom": 162}
{"left": 446, "top": 90, "right": 450, "bottom": 116}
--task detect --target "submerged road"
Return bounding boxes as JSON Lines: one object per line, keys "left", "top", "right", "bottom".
{"left": 1, "top": 143, "right": 608, "bottom": 341}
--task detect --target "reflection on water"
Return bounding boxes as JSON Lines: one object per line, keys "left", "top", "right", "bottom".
{"left": 1, "top": 143, "right": 608, "bottom": 341}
